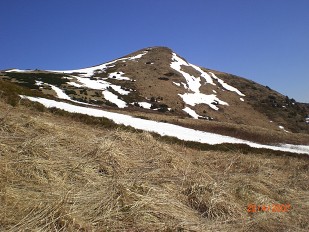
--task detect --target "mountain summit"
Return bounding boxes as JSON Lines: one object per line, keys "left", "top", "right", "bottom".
{"left": 1, "top": 46, "right": 309, "bottom": 133}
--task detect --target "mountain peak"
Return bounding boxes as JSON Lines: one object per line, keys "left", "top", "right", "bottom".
{"left": 1, "top": 47, "right": 309, "bottom": 134}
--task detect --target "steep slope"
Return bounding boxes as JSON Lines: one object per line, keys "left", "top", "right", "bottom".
{"left": 1, "top": 46, "right": 308, "bottom": 134}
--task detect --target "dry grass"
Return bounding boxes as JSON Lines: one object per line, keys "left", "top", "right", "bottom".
{"left": 0, "top": 99, "right": 309, "bottom": 231}
{"left": 106, "top": 108, "right": 309, "bottom": 146}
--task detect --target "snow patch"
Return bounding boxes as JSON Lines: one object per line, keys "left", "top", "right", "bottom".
{"left": 173, "top": 82, "right": 181, "bottom": 87}
{"left": 67, "top": 82, "right": 83, "bottom": 88}
{"left": 170, "top": 53, "right": 201, "bottom": 93}
{"left": 128, "top": 51, "right": 148, "bottom": 60}
{"left": 190, "top": 64, "right": 215, "bottom": 85}
{"left": 49, "top": 85, "right": 71, "bottom": 100}
{"left": 181, "top": 82, "right": 188, "bottom": 89}
{"left": 240, "top": 98, "right": 244, "bottom": 102}
{"left": 35, "top": 80, "right": 44, "bottom": 86}
{"left": 170, "top": 53, "right": 230, "bottom": 111}
{"left": 183, "top": 107, "right": 200, "bottom": 119}
{"left": 180, "top": 93, "right": 228, "bottom": 111}
{"left": 20, "top": 96, "right": 309, "bottom": 155}
{"left": 48, "top": 51, "right": 148, "bottom": 77}
{"left": 108, "top": 72, "right": 131, "bottom": 81}
{"left": 110, "top": 85, "right": 130, "bottom": 95}
{"left": 102, "top": 90, "right": 127, "bottom": 108}
{"left": 210, "top": 72, "right": 245, "bottom": 96}
{"left": 6, "top": 69, "right": 33, "bottom": 73}
{"left": 72, "top": 76, "right": 130, "bottom": 95}
{"left": 279, "top": 126, "right": 289, "bottom": 133}
{"left": 134, "top": 102, "right": 152, "bottom": 109}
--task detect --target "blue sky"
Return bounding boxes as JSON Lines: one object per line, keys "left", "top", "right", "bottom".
{"left": 1, "top": 0, "right": 308, "bottom": 102}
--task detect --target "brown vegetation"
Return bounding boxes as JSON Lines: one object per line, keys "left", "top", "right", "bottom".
{"left": 1, "top": 46, "right": 309, "bottom": 135}
{"left": 0, "top": 96, "right": 308, "bottom": 231}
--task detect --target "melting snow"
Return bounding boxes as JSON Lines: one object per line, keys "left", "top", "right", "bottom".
{"left": 180, "top": 93, "right": 228, "bottom": 111}
{"left": 6, "top": 69, "right": 33, "bottom": 72}
{"left": 49, "top": 85, "right": 71, "bottom": 100}
{"left": 183, "top": 107, "right": 200, "bottom": 119}
{"left": 48, "top": 51, "right": 148, "bottom": 77}
{"left": 67, "top": 82, "right": 83, "bottom": 88}
{"left": 35, "top": 80, "right": 44, "bottom": 86}
{"left": 73, "top": 76, "right": 111, "bottom": 90}
{"left": 109, "top": 85, "right": 130, "bottom": 95}
{"left": 170, "top": 53, "right": 228, "bottom": 111}
{"left": 135, "top": 102, "right": 152, "bottom": 109}
{"left": 181, "top": 82, "right": 188, "bottom": 89}
{"left": 190, "top": 64, "right": 215, "bottom": 85}
{"left": 102, "top": 90, "right": 127, "bottom": 108}
{"left": 72, "top": 76, "right": 130, "bottom": 95}
{"left": 210, "top": 72, "right": 245, "bottom": 96}
{"left": 128, "top": 51, "right": 148, "bottom": 60}
{"left": 279, "top": 126, "right": 289, "bottom": 133}
{"left": 20, "top": 96, "right": 309, "bottom": 155}
{"left": 108, "top": 72, "right": 131, "bottom": 81}
{"left": 240, "top": 98, "right": 244, "bottom": 102}
{"left": 170, "top": 53, "right": 201, "bottom": 93}
{"left": 173, "top": 82, "right": 181, "bottom": 87}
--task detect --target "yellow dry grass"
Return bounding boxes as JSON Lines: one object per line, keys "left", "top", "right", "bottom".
{"left": 0, "top": 99, "right": 308, "bottom": 231}
{"left": 107, "top": 108, "right": 309, "bottom": 146}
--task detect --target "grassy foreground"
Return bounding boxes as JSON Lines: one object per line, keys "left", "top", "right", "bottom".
{"left": 0, "top": 98, "right": 308, "bottom": 231}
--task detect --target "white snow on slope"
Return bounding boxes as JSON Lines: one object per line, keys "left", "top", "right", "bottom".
{"left": 173, "top": 82, "right": 181, "bottom": 87}
{"left": 109, "top": 85, "right": 131, "bottom": 95}
{"left": 67, "top": 82, "right": 83, "bottom": 88}
{"left": 210, "top": 72, "right": 245, "bottom": 96}
{"left": 73, "top": 77, "right": 110, "bottom": 90}
{"left": 180, "top": 93, "right": 228, "bottom": 111}
{"left": 73, "top": 76, "right": 130, "bottom": 95}
{"left": 170, "top": 53, "right": 228, "bottom": 111}
{"left": 128, "top": 51, "right": 148, "bottom": 60}
{"left": 20, "top": 96, "right": 309, "bottom": 155}
{"left": 279, "top": 126, "right": 289, "bottom": 133}
{"left": 136, "top": 102, "right": 152, "bottom": 109}
{"left": 49, "top": 85, "right": 71, "bottom": 100}
{"left": 34, "top": 81, "right": 96, "bottom": 106}
{"left": 35, "top": 80, "right": 44, "bottom": 86}
{"left": 170, "top": 53, "right": 201, "bottom": 93}
{"left": 108, "top": 72, "right": 131, "bottom": 80}
{"left": 190, "top": 64, "right": 215, "bottom": 85}
{"left": 48, "top": 51, "right": 148, "bottom": 77}
{"left": 183, "top": 107, "right": 201, "bottom": 119}
{"left": 6, "top": 69, "right": 32, "bottom": 73}
{"left": 102, "top": 90, "right": 127, "bottom": 108}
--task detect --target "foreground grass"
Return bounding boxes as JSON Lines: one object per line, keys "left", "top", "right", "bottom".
{"left": 0, "top": 100, "right": 308, "bottom": 231}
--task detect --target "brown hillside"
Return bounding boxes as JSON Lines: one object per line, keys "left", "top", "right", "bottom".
{"left": 1, "top": 46, "right": 308, "bottom": 135}
{"left": 0, "top": 96, "right": 309, "bottom": 231}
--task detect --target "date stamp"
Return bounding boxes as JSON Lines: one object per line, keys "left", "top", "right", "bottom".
{"left": 247, "top": 204, "right": 291, "bottom": 213}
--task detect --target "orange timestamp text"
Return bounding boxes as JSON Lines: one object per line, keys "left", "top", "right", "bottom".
{"left": 247, "top": 204, "right": 291, "bottom": 213}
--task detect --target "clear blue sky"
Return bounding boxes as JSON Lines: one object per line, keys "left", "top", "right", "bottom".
{"left": 1, "top": 0, "right": 308, "bottom": 102}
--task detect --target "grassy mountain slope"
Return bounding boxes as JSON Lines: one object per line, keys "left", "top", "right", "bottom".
{"left": 207, "top": 69, "right": 309, "bottom": 133}
{"left": 1, "top": 46, "right": 308, "bottom": 135}
{"left": 0, "top": 86, "right": 309, "bottom": 231}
